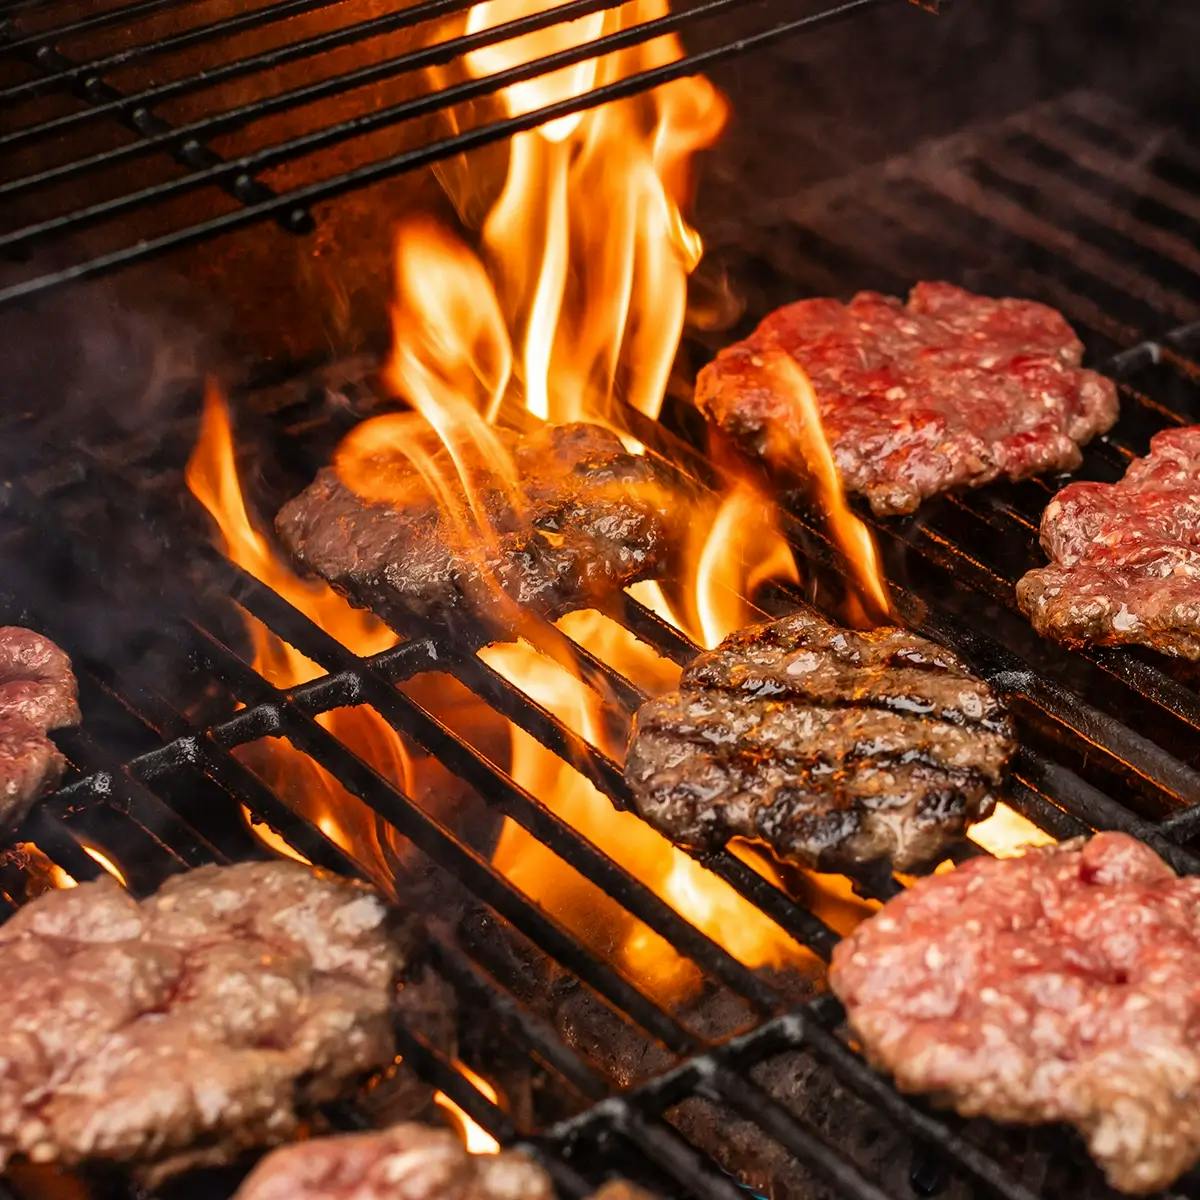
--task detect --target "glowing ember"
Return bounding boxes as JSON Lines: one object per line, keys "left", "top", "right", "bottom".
{"left": 435, "top": 1064, "right": 502, "bottom": 1154}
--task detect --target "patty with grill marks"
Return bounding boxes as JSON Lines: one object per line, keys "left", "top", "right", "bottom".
{"left": 0, "top": 626, "right": 79, "bottom": 833}
{"left": 0, "top": 860, "right": 408, "bottom": 1184}
{"left": 695, "top": 282, "right": 1118, "bottom": 516}
{"left": 276, "top": 420, "right": 676, "bottom": 640}
{"left": 831, "top": 833, "right": 1200, "bottom": 1195}
{"left": 624, "top": 609, "right": 1014, "bottom": 872}
{"left": 1017, "top": 426, "right": 1200, "bottom": 660}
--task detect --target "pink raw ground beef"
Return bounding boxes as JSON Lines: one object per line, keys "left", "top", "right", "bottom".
{"left": 830, "top": 833, "right": 1200, "bottom": 1194}
{"left": 696, "top": 282, "right": 1118, "bottom": 516}
{"left": 0, "top": 627, "right": 79, "bottom": 831}
{"left": 1017, "top": 426, "right": 1200, "bottom": 660}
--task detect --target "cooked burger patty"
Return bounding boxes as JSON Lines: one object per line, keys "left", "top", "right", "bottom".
{"left": 276, "top": 421, "right": 674, "bottom": 638}
{"left": 0, "top": 627, "right": 79, "bottom": 831}
{"left": 1017, "top": 426, "right": 1200, "bottom": 660}
{"left": 695, "top": 282, "right": 1118, "bottom": 516}
{"left": 233, "top": 1123, "right": 552, "bottom": 1200}
{"left": 0, "top": 861, "right": 405, "bottom": 1183}
{"left": 830, "top": 833, "right": 1200, "bottom": 1195}
{"left": 624, "top": 608, "right": 1013, "bottom": 872}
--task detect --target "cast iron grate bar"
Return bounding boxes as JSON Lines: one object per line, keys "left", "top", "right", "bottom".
{"left": 0, "top": 0, "right": 930, "bottom": 309}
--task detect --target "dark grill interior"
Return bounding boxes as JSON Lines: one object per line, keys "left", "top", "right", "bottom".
{"left": 2, "top": 2, "right": 1200, "bottom": 1200}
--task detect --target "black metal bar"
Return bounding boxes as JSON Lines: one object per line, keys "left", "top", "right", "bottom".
{"left": 5, "top": 38, "right": 312, "bottom": 234}
{"left": 0, "top": 0, "right": 213, "bottom": 54}
{"left": 0, "top": 0, "right": 894, "bottom": 308}
{"left": 0, "top": 0, "right": 348, "bottom": 102}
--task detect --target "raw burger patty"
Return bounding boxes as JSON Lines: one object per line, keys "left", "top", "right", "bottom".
{"left": 0, "top": 626, "right": 79, "bottom": 831}
{"left": 1017, "top": 426, "right": 1200, "bottom": 660}
{"left": 831, "top": 833, "right": 1200, "bottom": 1195}
{"left": 695, "top": 282, "right": 1118, "bottom": 516}
{"left": 624, "top": 608, "right": 1014, "bottom": 872}
{"left": 234, "top": 1124, "right": 554, "bottom": 1200}
{"left": 235, "top": 1120, "right": 657, "bottom": 1200}
{"left": 277, "top": 421, "right": 674, "bottom": 639}
{"left": 0, "top": 860, "right": 406, "bottom": 1183}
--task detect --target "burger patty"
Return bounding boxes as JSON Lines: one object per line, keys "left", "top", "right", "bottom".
{"left": 1017, "top": 426, "right": 1200, "bottom": 660}
{"left": 830, "top": 833, "right": 1200, "bottom": 1195}
{"left": 235, "top": 1121, "right": 656, "bottom": 1200}
{"left": 623, "top": 608, "right": 1014, "bottom": 872}
{"left": 276, "top": 420, "right": 674, "bottom": 639}
{"left": 0, "top": 860, "right": 406, "bottom": 1183}
{"left": 234, "top": 1124, "right": 554, "bottom": 1200}
{"left": 695, "top": 282, "right": 1118, "bottom": 516}
{"left": 0, "top": 626, "right": 79, "bottom": 832}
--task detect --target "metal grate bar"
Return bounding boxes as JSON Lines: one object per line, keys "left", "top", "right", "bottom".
{"left": 0, "top": 0, "right": 900, "bottom": 308}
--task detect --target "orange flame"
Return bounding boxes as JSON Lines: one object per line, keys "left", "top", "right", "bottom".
{"left": 186, "top": 383, "right": 411, "bottom": 876}
{"left": 435, "top": 1063, "right": 502, "bottom": 1154}
{"left": 758, "top": 351, "right": 890, "bottom": 627}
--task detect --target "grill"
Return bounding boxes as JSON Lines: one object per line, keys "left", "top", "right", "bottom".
{"left": 0, "top": 0, "right": 937, "bottom": 310}
{"left": 1, "top": 1, "right": 1200, "bottom": 1198}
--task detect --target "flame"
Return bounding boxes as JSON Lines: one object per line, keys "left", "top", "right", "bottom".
{"left": 81, "top": 843, "right": 128, "bottom": 888}
{"left": 435, "top": 1063, "right": 502, "bottom": 1154}
{"left": 758, "top": 352, "right": 890, "bottom": 627}
{"left": 968, "top": 802, "right": 1056, "bottom": 857}
{"left": 186, "top": 384, "right": 412, "bottom": 875}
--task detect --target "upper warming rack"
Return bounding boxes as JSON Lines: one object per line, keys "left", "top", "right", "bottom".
{"left": 0, "top": 0, "right": 938, "bottom": 309}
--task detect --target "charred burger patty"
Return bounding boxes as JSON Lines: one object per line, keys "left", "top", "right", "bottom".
{"left": 624, "top": 608, "right": 1014, "bottom": 872}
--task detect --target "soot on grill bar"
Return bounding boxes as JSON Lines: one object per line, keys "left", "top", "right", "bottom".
{"left": 0, "top": 0, "right": 1198, "bottom": 1198}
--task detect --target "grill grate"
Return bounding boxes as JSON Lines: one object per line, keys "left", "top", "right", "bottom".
{"left": 1, "top": 89, "right": 1199, "bottom": 1200}
{"left": 0, "top": 0, "right": 939, "bottom": 310}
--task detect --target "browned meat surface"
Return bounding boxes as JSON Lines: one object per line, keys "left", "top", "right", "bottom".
{"left": 0, "top": 627, "right": 79, "bottom": 831}
{"left": 276, "top": 421, "right": 675, "bottom": 639}
{"left": 1017, "top": 426, "right": 1200, "bottom": 659}
{"left": 0, "top": 861, "right": 405, "bottom": 1184}
{"left": 624, "top": 608, "right": 1013, "bottom": 872}
{"left": 830, "top": 833, "right": 1200, "bottom": 1195}
{"left": 233, "top": 1123, "right": 554, "bottom": 1200}
{"left": 695, "top": 282, "right": 1117, "bottom": 516}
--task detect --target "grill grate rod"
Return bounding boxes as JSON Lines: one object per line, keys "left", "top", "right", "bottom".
{"left": 0, "top": 0, "right": 896, "bottom": 309}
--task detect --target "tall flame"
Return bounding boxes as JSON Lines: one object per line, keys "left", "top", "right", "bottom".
{"left": 186, "top": 383, "right": 411, "bottom": 878}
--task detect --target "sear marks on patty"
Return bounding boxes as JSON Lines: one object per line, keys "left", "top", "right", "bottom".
{"left": 233, "top": 1123, "right": 553, "bottom": 1200}
{"left": 0, "top": 861, "right": 406, "bottom": 1184}
{"left": 830, "top": 833, "right": 1200, "bottom": 1195}
{"left": 1017, "top": 426, "right": 1200, "bottom": 660}
{"left": 624, "top": 608, "right": 1013, "bottom": 872}
{"left": 0, "top": 627, "right": 79, "bottom": 832}
{"left": 276, "top": 421, "right": 675, "bottom": 639}
{"left": 695, "top": 282, "right": 1118, "bottom": 517}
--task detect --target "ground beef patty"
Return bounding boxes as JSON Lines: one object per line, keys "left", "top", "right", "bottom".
{"left": 1017, "top": 426, "right": 1200, "bottom": 660}
{"left": 0, "top": 626, "right": 79, "bottom": 832}
{"left": 0, "top": 860, "right": 406, "bottom": 1183}
{"left": 695, "top": 282, "right": 1118, "bottom": 516}
{"left": 830, "top": 833, "right": 1200, "bottom": 1195}
{"left": 276, "top": 420, "right": 674, "bottom": 639}
{"left": 235, "top": 1121, "right": 656, "bottom": 1200}
{"left": 234, "top": 1124, "right": 554, "bottom": 1200}
{"left": 624, "top": 608, "right": 1013, "bottom": 872}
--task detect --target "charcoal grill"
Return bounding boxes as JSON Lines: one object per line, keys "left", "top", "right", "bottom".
{"left": 2, "top": 1, "right": 1200, "bottom": 1198}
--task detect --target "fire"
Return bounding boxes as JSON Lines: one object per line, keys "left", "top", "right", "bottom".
{"left": 434, "top": 1063, "right": 502, "bottom": 1154}
{"left": 758, "top": 352, "right": 890, "bottom": 627}
{"left": 81, "top": 843, "right": 128, "bottom": 888}
{"left": 969, "top": 802, "right": 1056, "bottom": 856}
{"left": 186, "top": 384, "right": 411, "bottom": 875}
